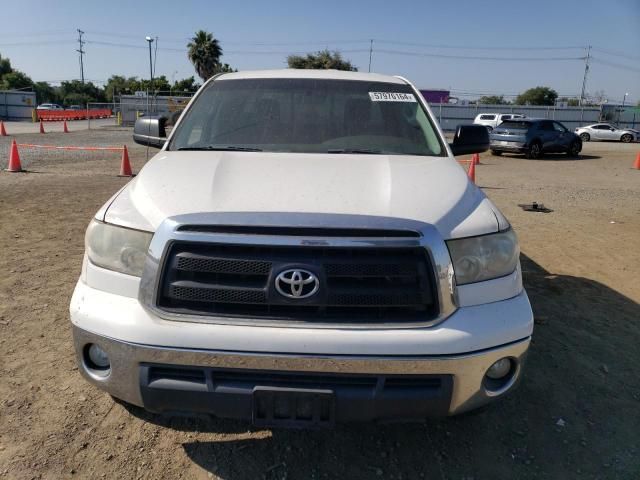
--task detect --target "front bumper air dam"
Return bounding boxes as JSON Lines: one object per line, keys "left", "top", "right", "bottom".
{"left": 73, "top": 325, "right": 530, "bottom": 421}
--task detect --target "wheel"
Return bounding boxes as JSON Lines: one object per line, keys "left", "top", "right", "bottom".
{"left": 620, "top": 134, "right": 632, "bottom": 143}
{"left": 526, "top": 141, "right": 542, "bottom": 159}
{"left": 491, "top": 150, "right": 502, "bottom": 156}
{"left": 567, "top": 140, "right": 582, "bottom": 157}
{"left": 579, "top": 133, "right": 590, "bottom": 142}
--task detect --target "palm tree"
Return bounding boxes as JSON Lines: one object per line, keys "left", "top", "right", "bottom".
{"left": 187, "top": 30, "right": 223, "bottom": 81}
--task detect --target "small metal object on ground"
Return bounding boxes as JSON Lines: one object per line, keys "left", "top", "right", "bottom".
{"left": 518, "top": 202, "right": 553, "bottom": 213}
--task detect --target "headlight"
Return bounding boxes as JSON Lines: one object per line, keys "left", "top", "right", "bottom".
{"left": 85, "top": 220, "right": 153, "bottom": 276}
{"left": 447, "top": 229, "right": 519, "bottom": 285}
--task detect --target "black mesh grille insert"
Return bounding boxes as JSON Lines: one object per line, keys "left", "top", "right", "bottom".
{"left": 175, "top": 255, "right": 271, "bottom": 275}
{"left": 157, "top": 240, "right": 438, "bottom": 323}
{"left": 170, "top": 285, "right": 267, "bottom": 304}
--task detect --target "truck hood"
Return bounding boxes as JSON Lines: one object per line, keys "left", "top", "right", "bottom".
{"left": 102, "top": 151, "right": 506, "bottom": 239}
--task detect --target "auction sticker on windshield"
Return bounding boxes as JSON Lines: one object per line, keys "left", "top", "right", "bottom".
{"left": 369, "top": 92, "right": 416, "bottom": 102}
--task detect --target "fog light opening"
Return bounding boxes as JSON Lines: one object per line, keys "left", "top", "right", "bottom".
{"left": 83, "top": 343, "right": 111, "bottom": 377}
{"left": 484, "top": 357, "right": 516, "bottom": 393}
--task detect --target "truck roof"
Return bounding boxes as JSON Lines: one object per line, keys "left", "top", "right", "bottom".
{"left": 216, "top": 69, "right": 407, "bottom": 84}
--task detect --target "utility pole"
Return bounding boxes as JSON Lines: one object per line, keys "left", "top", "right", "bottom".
{"left": 579, "top": 45, "right": 591, "bottom": 106}
{"left": 77, "top": 29, "right": 85, "bottom": 84}
{"left": 145, "top": 36, "right": 154, "bottom": 115}
{"left": 368, "top": 39, "right": 373, "bottom": 73}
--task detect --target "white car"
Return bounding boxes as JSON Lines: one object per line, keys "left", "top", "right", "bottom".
{"left": 473, "top": 113, "right": 526, "bottom": 131}
{"left": 70, "top": 69, "right": 533, "bottom": 426}
{"left": 574, "top": 123, "right": 638, "bottom": 143}
{"left": 36, "top": 103, "right": 64, "bottom": 110}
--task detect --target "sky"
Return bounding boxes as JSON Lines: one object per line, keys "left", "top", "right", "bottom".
{"left": 0, "top": 0, "right": 638, "bottom": 104}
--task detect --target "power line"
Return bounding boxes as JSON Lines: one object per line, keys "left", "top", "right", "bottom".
{"left": 79, "top": 40, "right": 589, "bottom": 62}
{"left": 0, "top": 40, "right": 75, "bottom": 47}
{"left": 85, "top": 39, "right": 185, "bottom": 52}
{"left": 371, "top": 39, "right": 586, "bottom": 51}
{"left": 591, "top": 57, "right": 640, "bottom": 73}
{"left": 373, "top": 49, "right": 585, "bottom": 61}
{"left": 0, "top": 30, "right": 72, "bottom": 38}
{"left": 591, "top": 47, "right": 640, "bottom": 62}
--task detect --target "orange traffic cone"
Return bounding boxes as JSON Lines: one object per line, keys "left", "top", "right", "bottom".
{"left": 118, "top": 145, "right": 133, "bottom": 177}
{"left": 63, "top": 120, "right": 69, "bottom": 133}
{"left": 6, "top": 139, "right": 23, "bottom": 172}
{"left": 468, "top": 158, "right": 476, "bottom": 183}
{"left": 0, "top": 120, "right": 7, "bottom": 136}
{"left": 634, "top": 152, "right": 640, "bottom": 170}
{"left": 39, "top": 119, "right": 45, "bottom": 134}
{"left": 473, "top": 153, "right": 481, "bottom": 165}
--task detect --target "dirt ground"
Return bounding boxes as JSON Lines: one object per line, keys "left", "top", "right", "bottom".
{"left": 0, "top": 127, "right": 639, "bottom": 480}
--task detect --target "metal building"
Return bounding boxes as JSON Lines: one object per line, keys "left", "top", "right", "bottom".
{"left": 0, "top": 90, "right": 37, "bottom": 120}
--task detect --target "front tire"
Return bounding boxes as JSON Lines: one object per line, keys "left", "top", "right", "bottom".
{"left": 579, "top": 133, "right": 590, "bottom": 142}
{"left": 621, "top": 134, "right": 632, "bottom": 143}
{"left": 567, "top": 140, "right": 582, "bottom": 157}
{"left": 526, "top": 141, "right": 542, "bottom": 159}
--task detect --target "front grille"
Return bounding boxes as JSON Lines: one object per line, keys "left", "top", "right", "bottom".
{"left": 157, "top": 241, "right": 438, "bottom": 323}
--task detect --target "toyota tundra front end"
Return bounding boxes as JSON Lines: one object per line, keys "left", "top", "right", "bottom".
{"left": 70, "top": 69, "right": 533, "bottom": 427}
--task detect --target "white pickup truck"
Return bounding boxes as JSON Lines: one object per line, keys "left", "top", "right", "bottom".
{"left": 70, "top": 69, "right": 533, "bottom": 427}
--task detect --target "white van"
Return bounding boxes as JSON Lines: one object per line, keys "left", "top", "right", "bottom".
{"left": 474, "top": 113, "right": 526, "bottom": 131}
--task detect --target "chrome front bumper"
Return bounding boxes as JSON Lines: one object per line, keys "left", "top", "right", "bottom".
{"left": 73, "top": 325, "right": 530, "bottom": 418}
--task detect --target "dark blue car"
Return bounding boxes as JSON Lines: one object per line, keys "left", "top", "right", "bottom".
{"left": 489, "top": 118, "right": 582, "bottom": 159}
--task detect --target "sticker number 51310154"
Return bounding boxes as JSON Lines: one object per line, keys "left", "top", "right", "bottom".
{"left": 368, "top": 92, "right": 417, "bottom": 102}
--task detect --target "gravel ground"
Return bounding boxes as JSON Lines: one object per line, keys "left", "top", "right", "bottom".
{"left": 0, "top": 127, "right": 639, "bottom": 479}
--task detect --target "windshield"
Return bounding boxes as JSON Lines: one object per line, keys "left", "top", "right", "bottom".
{"left": 169, "top": 78, "right": 444, "bottom": 156}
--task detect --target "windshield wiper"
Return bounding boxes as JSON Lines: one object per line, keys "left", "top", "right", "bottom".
{"left": 176, "top": 145, "right": 262, "bottom": 152}
{"left": 327, "top": 148, "right": 382, "bottom": 154}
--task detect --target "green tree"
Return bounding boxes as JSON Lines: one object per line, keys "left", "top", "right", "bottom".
{"left": 33, "top": 81, "right": 59, "bottom": 104}
{"left": 515, "top": 86, "right": 558, "bottom": 106}
{"left": 58, "top": 80, "right": 106, "bottom": 105}
{"left": 477, "top": 95, "right": 507, "bottom": 105}
{"left": 287, "top": 49, "right": 357, "bottom": 71}
{"left": 187, "top": 30, "right": 223, "bottom": 81}
{"left": 104, "top": 75, "right": 130, "bottom": 100}
{"left": 217, "top": 63, "right": 236, "bottom": 74}
{"left": 172, "top": 76, "right": 200, "bottom": 94}
{"left": 0, "top": 70, "right": 33, "bottom": 90}
{"left": 0, "top": 53, "right": 12, "bottom": 77}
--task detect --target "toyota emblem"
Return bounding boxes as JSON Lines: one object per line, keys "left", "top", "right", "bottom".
{"left": 275, "top": 269, "right": 320, "bottom": 299}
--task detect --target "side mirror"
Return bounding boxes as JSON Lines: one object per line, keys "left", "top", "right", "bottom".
{"left": 449, "top": 125, "right": 489, "bottom": 156}
{"left": 133, "top": 116, "right": 167, "bottom": 148}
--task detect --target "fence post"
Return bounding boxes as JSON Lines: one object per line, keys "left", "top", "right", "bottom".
{"left": 86, "top": 104, "right": 91, "bottom": 130}
{"left": 439, "top": 103, "right": 442, "bottom": 124}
